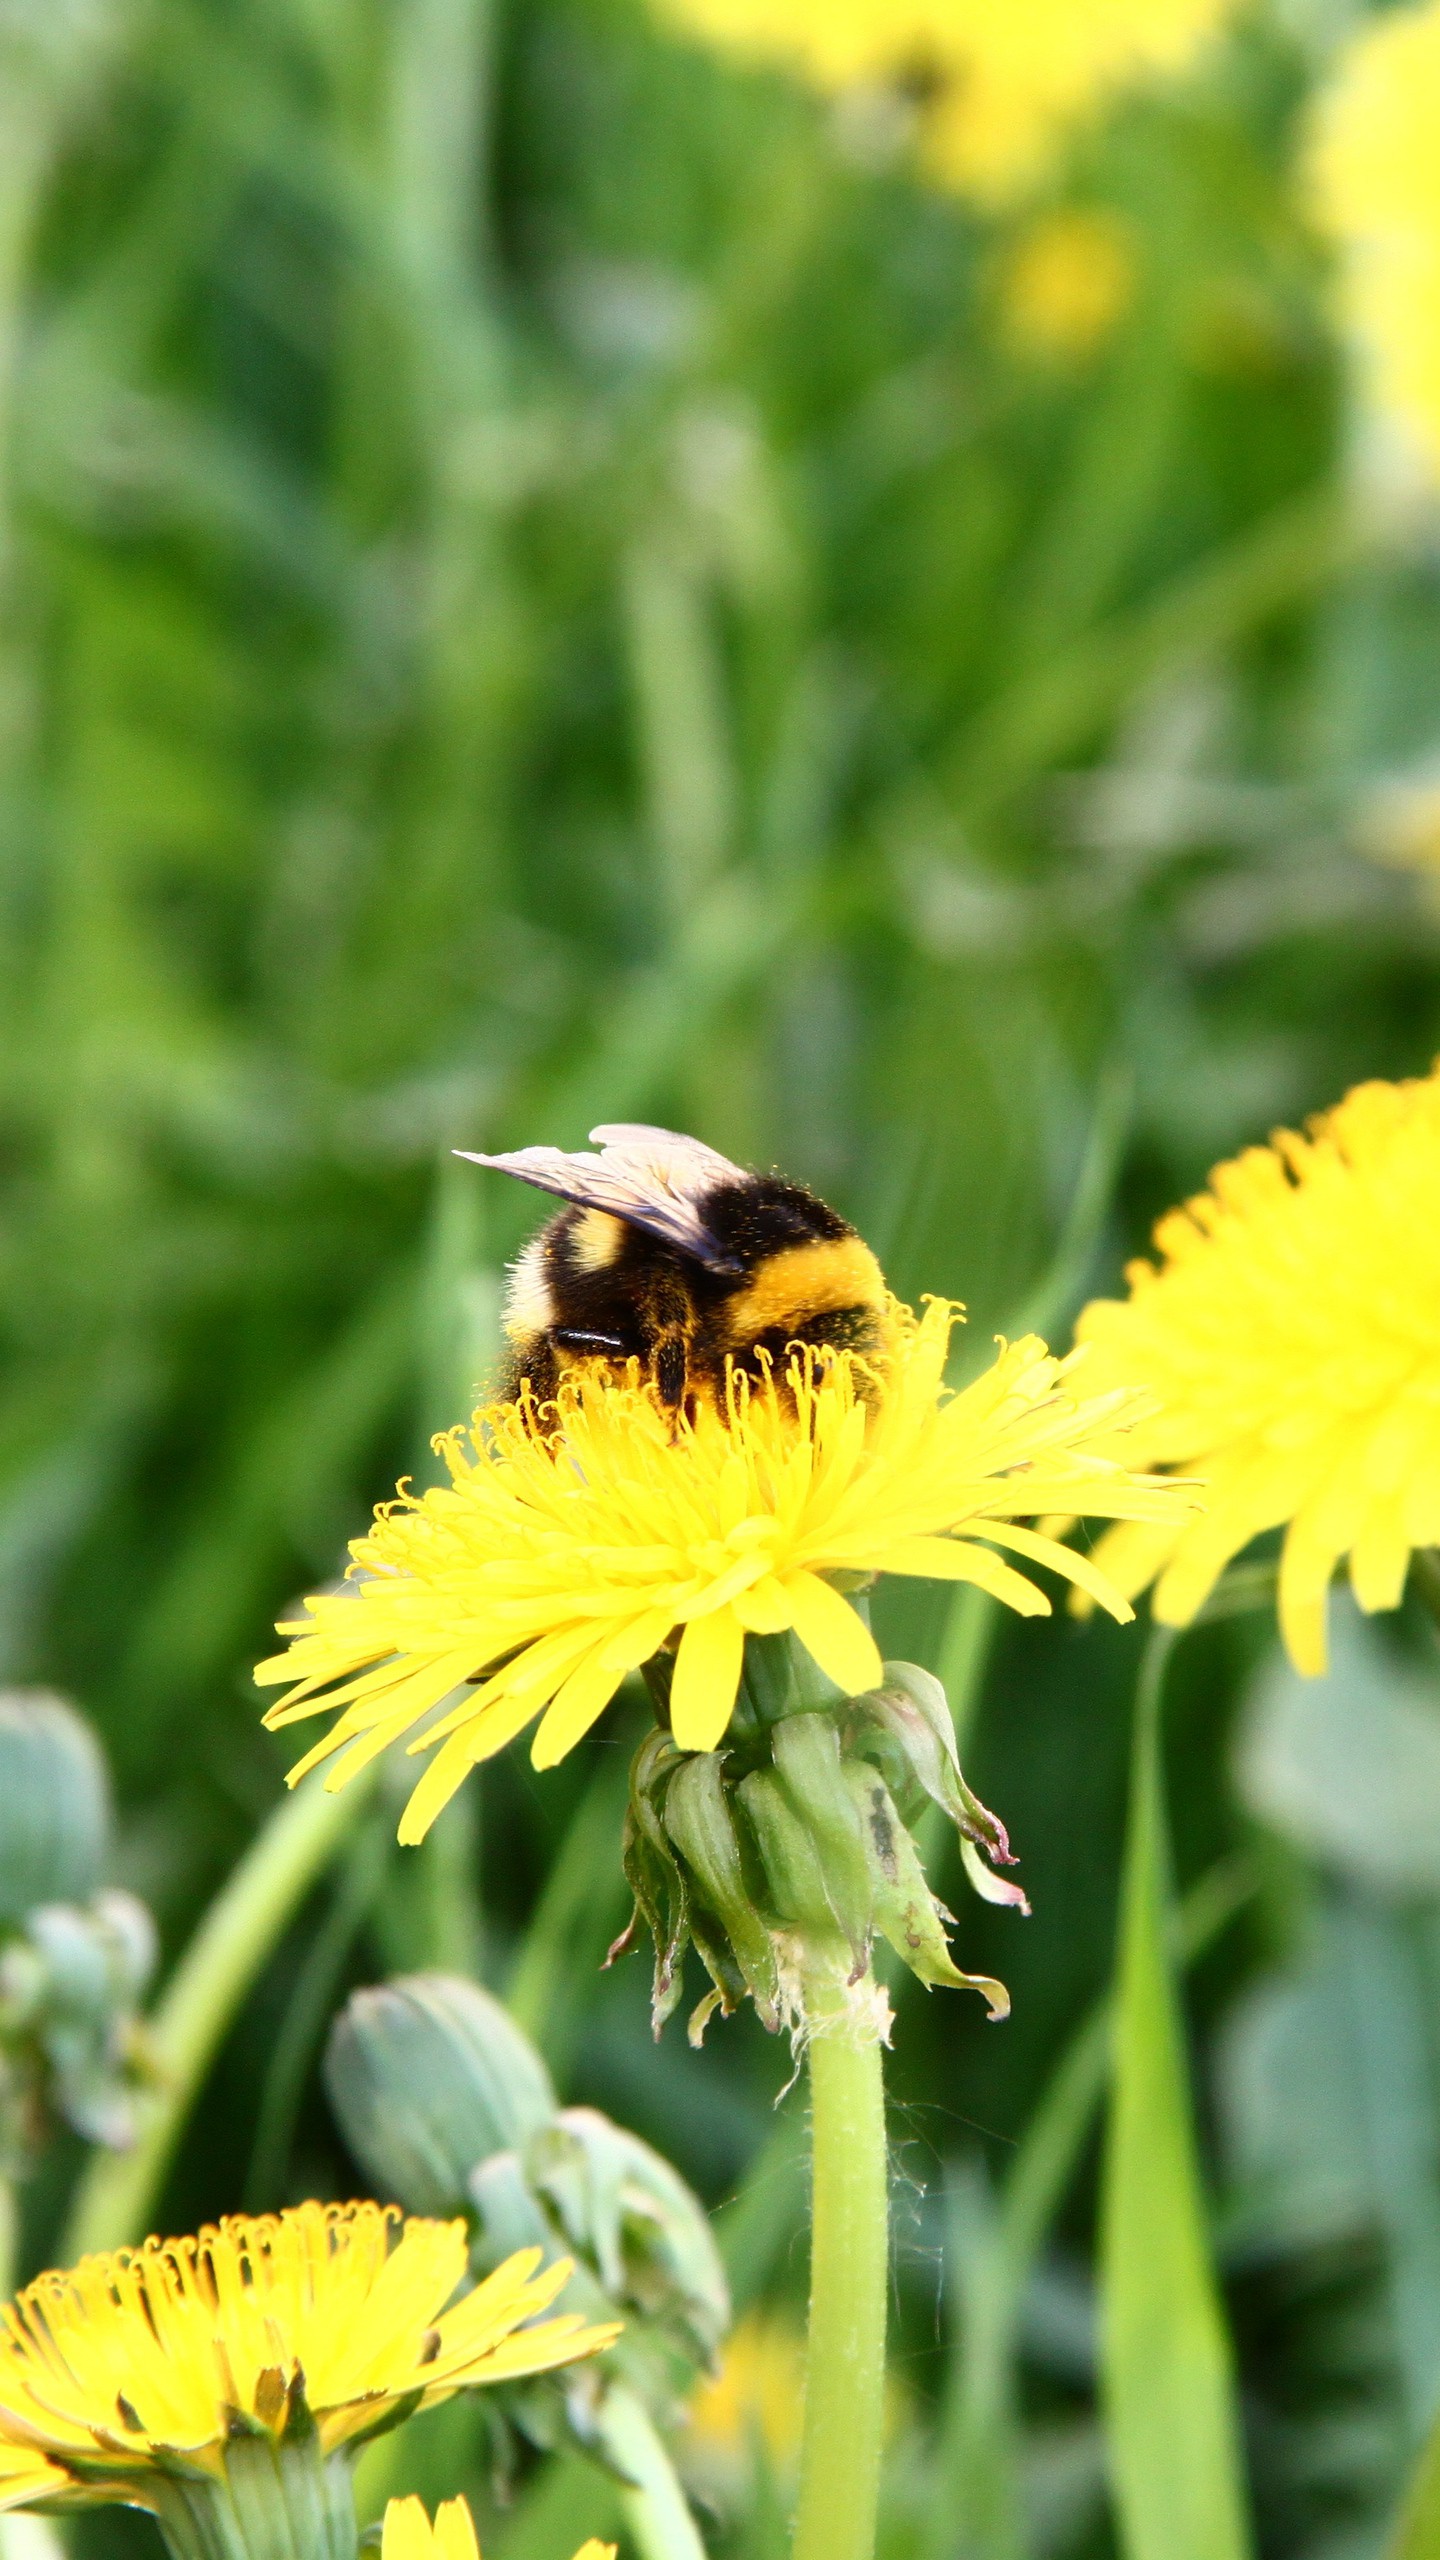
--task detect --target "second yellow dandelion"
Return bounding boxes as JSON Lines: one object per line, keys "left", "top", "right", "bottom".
{"left": 1074, "top": 1062, "right": 1440, "bottom": 1673}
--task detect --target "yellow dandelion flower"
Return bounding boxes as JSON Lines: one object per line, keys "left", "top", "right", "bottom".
{"left": 998, "top": 207, "right": 1136, "bottom": 359}
{"left": 921, "top": 0, "right": 1236, "bottom": 202}
{"left": 382, "top": 2494, "right": 612, "bottom": 2560}
{"left": 0, "top": 2203, "right": 617, "bottom": 2510}
{"left": 256, "top": 1298, "right": 1191, "bottom": 1844}
{"left": 648, "top": 0, "right": 1236, "bottom": 202}
{"left": 1310, "top": 0, "right": 1440, "bottom": 485}
{"left": 1073, "top": 1064, "right": 1440, "bottom": 1675}
{"left": 685, "top": 2310, "right": 807, "bottom": 2469}
{"left": 684, "top": 2308, "right": 905, "bottom": 2478}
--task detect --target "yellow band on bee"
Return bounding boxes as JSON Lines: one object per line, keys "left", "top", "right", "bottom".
{"left": 720, "top": 1237, "right": 885, "bottom": 1346}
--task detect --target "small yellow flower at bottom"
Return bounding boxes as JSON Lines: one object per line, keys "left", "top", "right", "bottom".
{"left": 383, "top": 2494, "right": 614, "bottom": 2560}
{"left": 256, "top": 1297, "right": 1194, "bottom": 1843}
{"left": 1073, "top": 1063, "right": 1440, "bottom": 1672}
{"left": 0, "top": 2202, "right": 618, "bottom": 2510}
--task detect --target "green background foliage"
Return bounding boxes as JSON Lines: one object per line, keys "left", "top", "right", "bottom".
{"left": 4, "top": 0, "right": 1440, "bottom": 2552}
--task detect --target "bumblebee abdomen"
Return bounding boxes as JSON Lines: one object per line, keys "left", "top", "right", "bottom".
{"left": 717, "top": 1234, "right": 886, "bottom": 1353}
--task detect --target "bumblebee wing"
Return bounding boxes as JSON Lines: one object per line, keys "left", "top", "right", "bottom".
{"left": 456, "top": 1126, "right": 746, "bottom": 1269}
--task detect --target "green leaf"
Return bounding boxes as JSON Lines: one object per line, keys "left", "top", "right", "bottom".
{"left": 1100, "top": 1634, "right": 1252, "bottom": 2560}
{"left": 1390, "top": 2413, "right": 1440, "bottom": 2559}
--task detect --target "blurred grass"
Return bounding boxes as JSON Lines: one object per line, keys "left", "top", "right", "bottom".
{"left": 5, "top": 1, "right": 1440, "bottom": 2556}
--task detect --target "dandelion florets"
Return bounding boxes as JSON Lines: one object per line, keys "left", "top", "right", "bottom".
{"left": 257, "top": 1298, "right": 1191, "bottom": 1843}
{"left": 0, "top": 2203, "right": 617, "bottom": 2510}
{"left": 1073, "top": 1064, "right": 1440, "bottom": 1673}
{"left": 383, "top": 2495, "right": 613, "bottom": 2560}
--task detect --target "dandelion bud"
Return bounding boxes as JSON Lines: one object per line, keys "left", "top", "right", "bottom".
{"left": 0, "top": 1692, "right": 109, "bottom": 1924}
{"left": 0, "top": 1697, "right": 155, "bottom": 2172}
{"left": 325, "top": 1975, "right": 556, "bottom": 2216}
{"left": 0, "top": 1890, "right": 155, "bottom": 2158}
{"left": 525, "top": 2109, "right": 729, "bottom": 2375}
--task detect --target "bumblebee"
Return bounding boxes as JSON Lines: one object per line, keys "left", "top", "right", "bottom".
{"left": 458, "top": 1124, "right": 891, "bottom": 1417}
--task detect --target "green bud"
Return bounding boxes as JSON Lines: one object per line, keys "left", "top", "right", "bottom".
{"left": 842, "top": 1761, "right": 1009, "bottom": 2017}
{"left": 769, "top": 1711, "right": 873, "bottom": 1970}
{"left": 661, "top": 1754, "right": 780, "bottom": 2036}
{"left": 0, "top": 1888, "right": 156, "bottom": 2157}
{"left": 93, "top": 1886, "right": 160, "bottom": 2004}
{"left": 325, "top": 1974, "right": 556, "bottom": 2215}
{"left": 469, "top": 2146, "right": 570, "bottom": 2265}
{"left": 525, "top": 2106, "right": 729, "bottom": 2369}
{"left": 466, "top": 2107, "right": 727, "bottom": 2456}
{"left": 0, "top": 1692, "right": 109, "bottom": 1923}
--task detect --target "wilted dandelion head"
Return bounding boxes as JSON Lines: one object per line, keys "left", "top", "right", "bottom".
{"left": 1074, "top": 1064, "right": 1440, "bottom": 1673}
{"left": 1310, "top": 0, "right": 1440, "bottom": 485}
{"left": 256, "top": 1298, "right": 1190, "bottom": 1842}
{"left": 0, "top": 2205, "right": 616, "bottom": 2508}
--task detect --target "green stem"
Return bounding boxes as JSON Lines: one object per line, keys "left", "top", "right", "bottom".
{"left": 64, "top": 1769, "right": 378, "bottom": 2257}
{"left": 1390, "top": 2406, "right": 1440, "bottom": 2558}
{"left": 594, "top": 2381, "right": 708, "bottom": 2560}
{"left": 792, "top": 1999, "right": 889, "bottom": 2560}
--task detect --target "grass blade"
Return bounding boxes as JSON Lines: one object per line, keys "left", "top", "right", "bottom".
{"left": 1100, "top": 1632, "right": 1252, "bottom": 2560}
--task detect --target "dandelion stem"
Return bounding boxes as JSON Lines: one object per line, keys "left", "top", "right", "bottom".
{"left": 595, "top": 2380, "right": 708, "bottom": 2560}
{"left": 63, "top": 1770, "right": 377, "bottom": 2258}
{"left": 792, "top": 1991, "right": 889, "bottom": 2560}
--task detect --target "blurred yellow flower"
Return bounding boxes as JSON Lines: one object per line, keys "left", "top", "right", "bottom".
{"left": 685, "top": 2307, "right": 906, "bottom": 2483}
{"left": 1356, "top": 771, "right": 1440, "bottom": 892}
{"left": 999, "top": 207, "right": 1136, "bottom": 358}
{"left": 0, "top": 2204, "right": 616, "bottom": 2510}
{"left": 685, "top": 2310, "right": 806, "bottom": 2469}
{"left": 383, "top": 2495, "right": 612, "bottom": 2560}
{"left": 648, "top": 0, "right": 1237, "bottom": 200}
{"left": 1074, "top": 1065, "right": 1440, "bottom": 1673}
{"left": 257, "top": 1298, "right": 1190, "bottom": 1842}
{"left": 922, "top": 0, "right": 1236, "bottom": 201}
{"left": 1310, "top": 0, "right": 1440, "bottom": 482}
